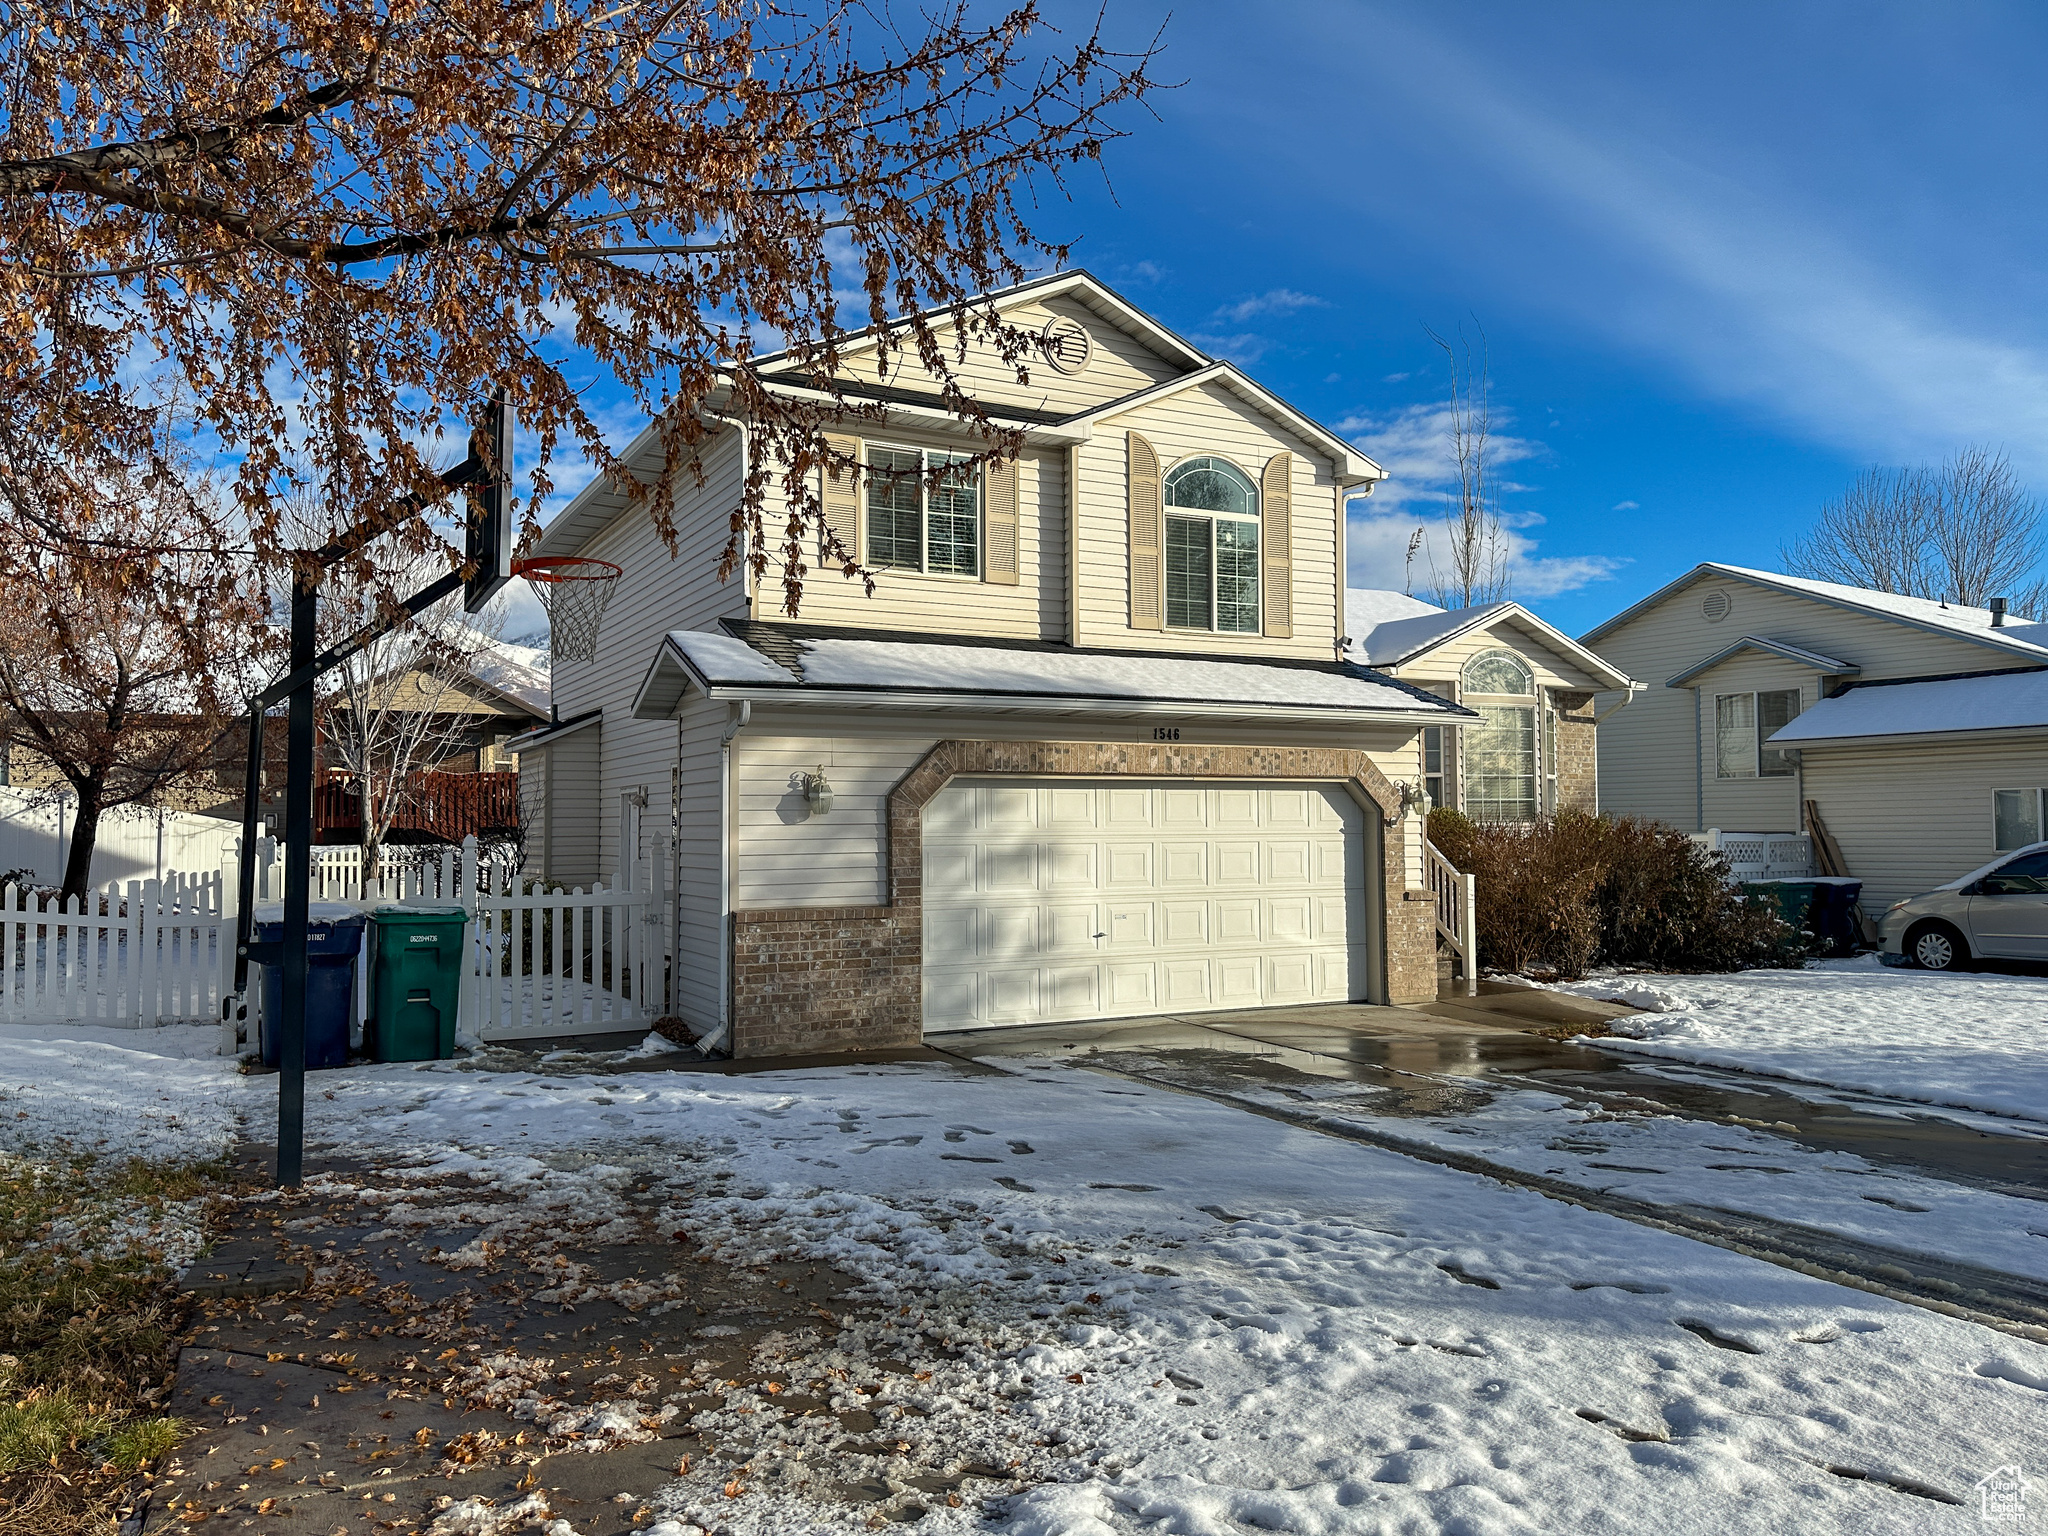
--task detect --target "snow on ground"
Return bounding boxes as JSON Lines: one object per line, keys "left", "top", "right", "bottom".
{"left": 1537, "top": 956, "right": 2048, "bottom": 1123}
{"left": 3, "top": 1026, "right": 2046, "bottom": 1532}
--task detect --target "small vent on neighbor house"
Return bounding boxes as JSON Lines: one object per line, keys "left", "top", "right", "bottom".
{"left": 1038, "top": 317, "right": 1093, "bottom": 375}
{"left": 1701, "top": 589, "right": 1732, "bottom": 622}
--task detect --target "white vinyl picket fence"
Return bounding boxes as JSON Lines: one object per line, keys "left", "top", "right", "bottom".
{"left": 1, "top": 836, "right": 662, "bottom": 1046}
{"left": 0, "top": 872, "right": 228, "bottom": 1025}
{"left": 239, "top": 837, "right": 660, "bottom": 1047}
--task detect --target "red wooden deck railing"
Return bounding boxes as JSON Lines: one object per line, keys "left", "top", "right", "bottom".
{"left": 315, "top": 770, "right": 520, "bottom": 845}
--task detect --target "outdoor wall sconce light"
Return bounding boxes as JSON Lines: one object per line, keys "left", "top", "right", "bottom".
{"left": 802, "top": 766, "right": 834, "bottom": 817}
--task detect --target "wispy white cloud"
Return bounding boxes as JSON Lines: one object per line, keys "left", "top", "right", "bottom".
{"left": 1612, "top": 499, "right": 1640, "bottom": 511}
{"left": 1216, "top": 288, "right": 1328, "bottom": 323}
{"left": 1342, "top": 397, "right": 1621, "bottom": 601}
{"left": 1366, "top": 15, "right": 2048, "bottom": 479}
{"left": 1187, "top": 331, "right": 1271, "bottom": 365}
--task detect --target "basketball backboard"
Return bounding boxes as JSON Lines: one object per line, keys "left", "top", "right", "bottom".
{"left": 465, "top": 389, "right": 515, "bottom": 613}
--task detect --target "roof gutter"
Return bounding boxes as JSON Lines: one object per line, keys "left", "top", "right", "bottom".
{"left": 698, "top": 699, "right": 752, "bottom": 1060}
{"left": 689, "top": 683, "right": 1471, "bottom": 727}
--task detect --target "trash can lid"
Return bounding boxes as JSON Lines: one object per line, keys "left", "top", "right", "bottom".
{"left": 251, "top": 901, "right": 367, "bottom": 926}
{"left": 368, "top": 902, "right": 469, "bottom": 921}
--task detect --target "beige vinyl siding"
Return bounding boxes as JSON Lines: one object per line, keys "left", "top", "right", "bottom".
{"left": 543, "top": 426, "right": 752, "bottom": 889}
{"left": 544, "top": 726, "right": 603, "bottom": 888}
{"left": 840, "top": 294, "right": 1182, "bottom": 419}
{"left": 731, "top": 708, "right": 1427, "bottom": 909}
{"left": 785, "top": 441, "right": 1067, "bottom": 640}
{"left": 1589, "top": 576, "right": 2019, "bottom": 828}
{"left": 1385, "top": 619, "right": 1605, "bottom": 694}
{"left": 670, "top": 694, "right": 728, "bottom": 1030}
{"left": 1688, "top": 653, "right": 1817, "bottom": 831}
{"left": 1802, "top": 733, "right": 2048, "bottom": 911}
{"left": 516, "top": 747, "right": 547, "bottom": 873}
{"left": 1077, "top": 382, "right": 1340, "bottom": 661}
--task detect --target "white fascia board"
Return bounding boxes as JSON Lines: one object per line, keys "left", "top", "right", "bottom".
{"left": 751, "top": 374, "right": 1091, "bottom": 445}
{"left": 690, "top": 684, "right": 1462, "bottom": 729}
{"left": 1777, "top": 723, "right": 2048, "bottom": 750}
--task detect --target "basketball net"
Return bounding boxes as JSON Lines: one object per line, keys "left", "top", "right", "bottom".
{"left": 514, "top": 557, "right": 621, "bottom": 662}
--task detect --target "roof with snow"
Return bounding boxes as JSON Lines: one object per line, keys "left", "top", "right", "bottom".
{"left": 1769, "top": 667, "right": 2048, "bottom": 745}
{"left": 1666, "top": 635, "right": 1862, "bottom": 688}
{"left": 462, "top": 636, "right": 552, "bottom": 718}
{"left": 1343, "top": 588, "right": 1635, "bottom": 689}
{"left": 632, "top": 620, "right": 1473, "bottom": 724}
{"left": 1584, "top": 563, "right": 2048, "bottom": 662}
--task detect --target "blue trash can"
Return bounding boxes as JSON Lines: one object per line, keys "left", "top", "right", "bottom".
{"left": 245, "top": 902, "right": 366, "bottom": 1070}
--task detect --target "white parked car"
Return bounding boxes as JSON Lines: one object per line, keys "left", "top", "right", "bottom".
{"left": 1879, "top": 841, "right": 2048, "bottom": 970}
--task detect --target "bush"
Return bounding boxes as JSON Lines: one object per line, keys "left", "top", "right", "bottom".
{"left": 1428, "top": 807, "right": 1795, "bottom": 980}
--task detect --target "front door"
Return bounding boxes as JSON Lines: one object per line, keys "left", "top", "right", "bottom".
{"left": 1967, "top": 850, "right": 2048, "bottom": 958}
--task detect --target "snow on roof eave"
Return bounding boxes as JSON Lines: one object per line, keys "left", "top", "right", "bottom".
{"left": 1369, "top": 601, "right": 1635, "bottom": 689}
{"left": 503, "top": 708, "right": 601, "bottom": 753}
{"left": 1768, "top": 721, "right": 2048, "bottom": 749}
{"left": 1582, "top": 562, "right": 2048, "bottom": 659}
{"left": 1078, "top": 362, "right": 1382, "bottom": 484}
{"left": 1665, "top": 635, "right": 1862, "bottom": 689}
{"left": 747, "top": 269, "right": 1213, "bottom": 377}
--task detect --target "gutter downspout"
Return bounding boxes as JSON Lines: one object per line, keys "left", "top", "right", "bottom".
{"left": 1066, "top": 443, "right": 1083, "bottom": 647}
{"left": 699, "top": 699, "right": 750, "bottom": 1057}
{"left": 1587, "top": 682, "right": 1643, "bottom": 817}
{"left": 1693, "top": 686, "right": 1705, "bottom": 832}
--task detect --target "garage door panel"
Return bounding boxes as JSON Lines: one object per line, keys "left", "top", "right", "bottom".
{"left": 1106, "top": 963, "right": 1156, "bottom": 1011}
{"left": 1163, "top": 961, "right": 1211, "bottom": 1005}
{"left": 1266, "top": 840, "right": 1312, "bottom": 883}
{"left": 988, "top": 906, "right": 1039, "bottom": 959}
{"left": 1047, "top": 843, "right": 1097, "bottom": 888}
{"left": 1106, "top": 843, "right": 1154, "bottom": 886}
{"left": 982, "top": 844, "right": 1038, "bottom": 893}
{"left": 1046, "top": 904, "right": 1101, "bottom": 952}
{"left": 922, "top": 778, "right": 1372, "bottom": 1032}
{"left": 1267, "top": 896, "right": 1312, "bottom": 943}
{"left": 1216, "top": 898, "right": 1261, "bottom": 944}
{"left": 987, "top": 968, "right": 1040, "bottom": 1020}
{"left": 1161, "top": 901, "right": 1208, "bottom": 945}
{"left": 982, "top": 785, "right": 1038, "bottom": 831}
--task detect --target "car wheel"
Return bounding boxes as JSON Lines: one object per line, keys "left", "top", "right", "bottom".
{"left": 1905, "top": 920, "right": 1968, "bottom": 971}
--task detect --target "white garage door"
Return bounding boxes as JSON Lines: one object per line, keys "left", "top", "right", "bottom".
{"left": 921, "top": 778, "right": 1372, "bottom": 1031}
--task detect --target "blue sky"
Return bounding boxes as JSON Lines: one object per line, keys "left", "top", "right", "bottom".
{"left": 1004, "top": 0, "right": 2048, "bottom": 635}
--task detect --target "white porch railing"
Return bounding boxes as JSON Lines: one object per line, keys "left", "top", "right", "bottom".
{"left": 0, "top": 872, "right": 228, "bottom": 1025}
{"left": 1689, "top": 829, "right": 1814, "bottom": 882}
{"left": 1424, "top": 839, "right": 1478, "bottom": 996}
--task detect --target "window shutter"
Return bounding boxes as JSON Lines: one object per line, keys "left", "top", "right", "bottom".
{"left": 821, "top": 433, "right": 863, "bottom": 565}
{"left": 983, "top": 455, "right": 1020, "bottom": 585}
{"left": 1262, "top": 451, "right": 1293, "bottom": 638}
{"left": 1128, "top": 431, "right": 1163, "bottom": 630}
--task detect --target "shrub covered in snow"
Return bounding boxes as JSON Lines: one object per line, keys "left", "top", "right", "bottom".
{"left": 1428, "top": 808, "right": 1796, "bottom": 978}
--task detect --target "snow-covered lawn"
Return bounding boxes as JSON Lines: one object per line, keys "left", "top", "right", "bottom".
{"left": 5, "top": 1025, "right": 2047, "bottom": 1533}
{"left": 1541, "top": 956, "right": 2048, "bottom": 1123}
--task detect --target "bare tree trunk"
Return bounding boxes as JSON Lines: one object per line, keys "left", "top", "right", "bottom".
{"left": 60, "top": 779, "right": 102, "bottom": 904}
{"left": 360, "top": 774, "right": 379, "bottom": 888}
{"left": 1424, "top": 322, "right": 1511, "bottom": 610}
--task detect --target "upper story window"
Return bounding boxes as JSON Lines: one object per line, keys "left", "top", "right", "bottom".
{"left": 866, "top": 445, "right": 979, "bottom": 577}
{"left": 1715, "top": 689, "right": 1802, "bottom": 778}
{"left": 1163, "top": 456, "right": 1259, "bottom": 633}
{"left": 1462, "top": 649, "right": 1538, "bottom": 823}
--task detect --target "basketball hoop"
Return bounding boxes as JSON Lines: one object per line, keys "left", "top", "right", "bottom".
{"left": 514, "top": 556, "right": 621, "bottom": 662}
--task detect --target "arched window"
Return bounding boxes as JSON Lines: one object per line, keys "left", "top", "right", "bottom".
{"left": 1163, "top": 457, "right": 1259, "bottom": 633}
{"left": 1462, "top": 649, "right": 1538, "bottom": 823}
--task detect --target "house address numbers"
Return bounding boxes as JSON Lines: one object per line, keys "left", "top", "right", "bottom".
{"left": 1152, "top": 726, "right": 1182, "bottom": 741}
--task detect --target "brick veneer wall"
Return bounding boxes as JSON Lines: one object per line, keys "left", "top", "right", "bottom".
{"left": 1552, "top": 691, "right": 1598, "bottom": 813}
{"left": 728, "top": 739, "right": 1439, "bottom": 1058}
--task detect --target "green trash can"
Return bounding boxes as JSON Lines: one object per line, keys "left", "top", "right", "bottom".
{"left": 366, "top": 904, "right": 469, "bottom": 1062}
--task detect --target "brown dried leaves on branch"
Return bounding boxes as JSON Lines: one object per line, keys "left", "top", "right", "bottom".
{"left": 0, "top": 1, "right": 1161, "bottom": 609}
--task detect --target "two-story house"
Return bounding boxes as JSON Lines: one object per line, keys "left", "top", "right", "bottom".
{"left": 1584, "top": 563, "right": 2048, "bottom": 909}
{"left": 512, "top": 271, "right": 1471, "bottom": 1057}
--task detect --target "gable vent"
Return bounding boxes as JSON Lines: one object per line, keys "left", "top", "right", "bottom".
{"left": 1038, "top": 317, "right": 1093, "bottom": 375}
{"left": 1701, "top": 589, "right": 1732, "bottom": 623}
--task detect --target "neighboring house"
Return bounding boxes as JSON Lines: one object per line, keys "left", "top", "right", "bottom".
{"left": 1583, "top": 563, "right": 2048, "bottom": 908}
{"left": 1345, "top": 590, "right": 1637, "bottom": 820}
{"left": 312, "top": 636, "right": 550, "bottom": 845}
{"left": 514, "top": 269, "right": 1473, "bottom": 1057}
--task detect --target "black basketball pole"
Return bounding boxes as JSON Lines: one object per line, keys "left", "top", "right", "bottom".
{"left": 278, "top": 574, "right": 317, "bottom": 1186}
